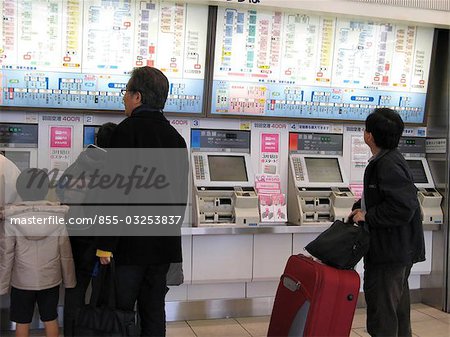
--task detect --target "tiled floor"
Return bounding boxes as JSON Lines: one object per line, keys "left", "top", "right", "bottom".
{"left": 167, "top": 303, "right": 450, "bottom": 337}
{"left": 3, "top": 303, "right": 448, "bottom": 336}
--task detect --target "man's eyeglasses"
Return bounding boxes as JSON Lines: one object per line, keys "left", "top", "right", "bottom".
{"left": 120, "top": 88, "right": 140, "bottom": 97}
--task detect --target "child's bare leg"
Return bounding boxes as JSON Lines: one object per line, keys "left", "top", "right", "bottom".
{"left": 15, "top": 323, "right": 30, "bottom": 337}
{"left": 44, "top": 319, "right": 59, "bottom": 337}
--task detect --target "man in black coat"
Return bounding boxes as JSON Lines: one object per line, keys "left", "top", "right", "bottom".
{"left": 350, "top": 108, "right": 425, "bottom": 337}
{"left": 95, "top": 66, "right": 188, "bottom": 337}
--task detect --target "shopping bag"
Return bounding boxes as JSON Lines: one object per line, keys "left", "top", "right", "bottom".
{"left": 305, "top": 220, "right": 369, "bottom": 269}
{"left": 73, "top": 259, "right": 138, "bottom": 336}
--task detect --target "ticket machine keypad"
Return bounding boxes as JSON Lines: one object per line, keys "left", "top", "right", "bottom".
{"left": 194, "top": 155, "right": 206, "bottom": 180}
{"left": 292, "top": 157, "right": 304, "bottom": 181}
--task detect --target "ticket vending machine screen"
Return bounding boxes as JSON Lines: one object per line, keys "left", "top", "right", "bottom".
{"left": 208, "top": 155, "right": 248, "bottom": 182}
{"left": 0, "top": 123, "right": 38, "bottom": 171}
{"left": 406, "top": 159, "right": 429, "bottom": 184}
{"left": 304, "top": 157, "right": 343, "bottom": 183}
{"left": 83, "top": 126, "right": 100, "bottom": 147}
{"left": 1, "top": 151, "right": 30, "bottom": 172}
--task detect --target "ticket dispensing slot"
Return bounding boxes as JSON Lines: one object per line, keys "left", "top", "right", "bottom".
{"left": 288, "top": 132, "right": 354, "bottom": 225}
{"left": 191, "top": 129, "right": 259, "bottom": 227}
{"left": 233, "top": 187, "right": 259, "bottom": 226}
{"left": 196, "top": 192, "right": 234, "bottom": 223}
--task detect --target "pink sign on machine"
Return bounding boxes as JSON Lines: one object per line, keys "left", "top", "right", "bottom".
{"left": 260, "top": 133, "right": 280, "bottom": 175}
{"left": 261, "top": 133, "right": 279, "bottom": 152}
{"left": 50, "top": 126, "right": 72, "bottom": 148}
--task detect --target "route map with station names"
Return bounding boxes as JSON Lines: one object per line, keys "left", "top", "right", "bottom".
{"left": 212, "top": 7, "right": 433, "bottom": 123}
{"left": 0, "top": 0, "right": 208, "bottom": 113}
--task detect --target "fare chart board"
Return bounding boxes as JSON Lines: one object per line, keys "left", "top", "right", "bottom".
{"left": 211, "top": 7, "right": 434, "bottom": 123}
{"left": 0, "top": 0, "right": 208, "bottom": 113}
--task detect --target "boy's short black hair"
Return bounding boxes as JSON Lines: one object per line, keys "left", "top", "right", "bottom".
{"left": 96, "top": 122, "right": 117, "bottom": 148}
{"left": 16, "top": 168, "right": 49, "bottom": 201}
{"left": 365, "top": 108, "right": 404, "bottom": 149}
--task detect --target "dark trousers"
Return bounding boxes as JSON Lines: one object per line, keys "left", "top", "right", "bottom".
{"left": 364, "top": 263, "right": 413, "bottom": 337}
{"left": 115, "top": 264, "right": 170, "bottom": 337}
{"left": 63, "top": 239, "right": 97, "bottom": 336}
{"left": 63, "top": 268, "right": 92, "bottom": 336}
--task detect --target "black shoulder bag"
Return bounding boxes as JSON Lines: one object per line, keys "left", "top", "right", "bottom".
{"left": 305, "top": 220, "right": 370, "bottom": 269}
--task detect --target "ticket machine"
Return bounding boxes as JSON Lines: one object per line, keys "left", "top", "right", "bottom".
{"left": 398, "top": 137, "right": 443, "bottom": 225}
{"left": 191, "top": 129, "right": 259, "bottom": 226}
{"left": 288, "top": 132, "right": 354, "bottom": 225}
{"left": 83, "top": 125, "right": 101, "bottom": 147}
{"left": 0, "top": 123, "right": 38, "bottom": 171}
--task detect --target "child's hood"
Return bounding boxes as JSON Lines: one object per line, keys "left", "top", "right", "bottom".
{"left": 4, "top": 201, "right": 69, "bottom": 240}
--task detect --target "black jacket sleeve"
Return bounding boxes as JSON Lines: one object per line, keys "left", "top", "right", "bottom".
{"left": 365, "top": 156, "right": 419, "bottom": 228}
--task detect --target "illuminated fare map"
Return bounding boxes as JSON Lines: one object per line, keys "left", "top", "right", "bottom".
{"left": 211, "top": 7, "right": 433, "bottom": 123}
{"left": 0, "top": 0, "right": 208, "bottom": 113}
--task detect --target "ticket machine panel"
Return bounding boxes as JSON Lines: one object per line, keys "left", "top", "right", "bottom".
{"left": 288, "top": 132, "right": 354, "bottom": 225}
{"left": 406, "top": 157, "right": 434, "bottom": 189}
{"left": 0, "top": 123, "right": 38, "bottom": 170}
{"left": 192, "top": 152, "right": 254, "bottom": 189}
{"left": 191, "top": 129, "right": 251, "bottom": 152}
{"left": 398, "top": 137, "right": 443, "bottom": 225}
{"left": 191, "top": 129, "right": 259, "bottom": 227}
{"left": 290, "top": 154, "right": 348, "bottom": 189}
{"left": 398, "top": 137, "right": 427, "bottom": 156}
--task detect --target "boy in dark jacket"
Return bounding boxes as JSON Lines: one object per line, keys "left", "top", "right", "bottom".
{"left": 57, "top": 122, "right": 116, "bottom": 337}
{"left": 349, "top": 108, "right": 425, "bottom": 337}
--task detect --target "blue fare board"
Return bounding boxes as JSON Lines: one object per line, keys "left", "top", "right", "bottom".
{"left": 211, "top": 80, "right": 426, "bottom": 123}
{"left": 1, "top": 69, "right": 204, "bottom": 114}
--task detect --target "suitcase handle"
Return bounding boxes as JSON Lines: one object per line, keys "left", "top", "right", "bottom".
{"left": 281, "top": 273, "right": 311, "bottom": 299}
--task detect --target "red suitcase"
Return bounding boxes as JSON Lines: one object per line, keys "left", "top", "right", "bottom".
{"left": 268, "top": 254, "right": 360, "bottom": 337}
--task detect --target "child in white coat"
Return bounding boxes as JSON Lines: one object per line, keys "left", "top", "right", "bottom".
{"left": 0, "top": 168, "right": 76, "bottom": 337}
